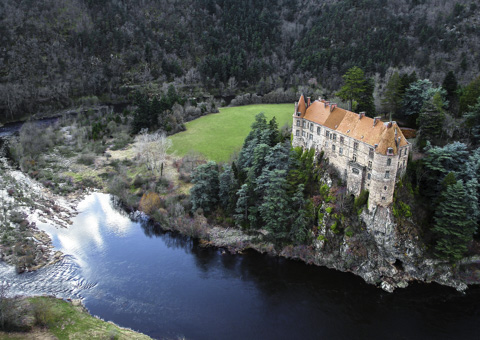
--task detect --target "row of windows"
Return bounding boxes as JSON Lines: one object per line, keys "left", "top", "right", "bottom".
{"left": 351, "top": 168, "right": 390, "bottom": 179}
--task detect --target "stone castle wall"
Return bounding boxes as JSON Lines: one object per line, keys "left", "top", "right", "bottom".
{"left": 292, "top": 113, "right": 410, "bottom": 209}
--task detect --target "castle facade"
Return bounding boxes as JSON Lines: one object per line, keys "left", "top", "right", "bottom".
{"left": 292, "top": 95, "right": 411, "bottom": 209}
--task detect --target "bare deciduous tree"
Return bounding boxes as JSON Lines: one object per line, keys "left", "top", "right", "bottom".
{"left": 134, "top": 129, "right": 173, "bottom": 176}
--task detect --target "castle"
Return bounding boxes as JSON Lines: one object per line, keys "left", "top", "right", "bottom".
{"left": 292, "top": 95, "right": 411, "bottom": 209}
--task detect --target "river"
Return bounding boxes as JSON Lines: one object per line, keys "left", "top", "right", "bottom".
{"left": 1, "top": 123, "right": 480, "bottom": 339}
{"left": 0, "top": 192, "right": 478, "bottom": 339}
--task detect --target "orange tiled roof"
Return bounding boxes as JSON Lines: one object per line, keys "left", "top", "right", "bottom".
{"left": 302, "top": 99, "right": 408, "bottom": 155}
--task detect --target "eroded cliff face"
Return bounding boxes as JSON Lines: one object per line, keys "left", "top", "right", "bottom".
{"left": 310, "top": 205, "right": 470, "bottom": 292}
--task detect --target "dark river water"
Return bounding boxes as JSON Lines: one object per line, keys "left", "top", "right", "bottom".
{"left": 1, "top": 123, "right": 480, "bottom": 339}
{"left": 0, "top": 193, "right": 478, "bottom": 339}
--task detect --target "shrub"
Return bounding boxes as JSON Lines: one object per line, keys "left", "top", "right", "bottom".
{"left": 139, "top": 192, "right": 161, "bottom": 215}
{"left": 32, "top": 298, "right": 55, "bottom": 327}
{"left": 77, "top": 153, "right": 96, "bottom": 165}
{"left": 354, "top": 190, "right": 369, "bottom": 209}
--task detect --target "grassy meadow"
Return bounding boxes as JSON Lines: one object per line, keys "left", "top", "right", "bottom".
{"left": 169, "top": 103, "right": 293, "bottom": 162}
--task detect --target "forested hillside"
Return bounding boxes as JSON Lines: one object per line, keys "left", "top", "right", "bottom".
{"left": 0, "top": 0, "right": 479, "bottom": 122}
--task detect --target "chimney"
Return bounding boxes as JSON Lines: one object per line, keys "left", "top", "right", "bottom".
{"left": 318, "top": 97, "right": 322, "bottom": 101}
{"left": 307, "top": 97, "right": 311, "bottom": 107}
{"left": 324, "top": 101, "right": 330, "bottom": 108}
{"left": 330, "top": 103, "right": 337, "bottom": 112}
{"left": 373, "top": 116, "right": 381, "bottom": 126}
{"left": 387, "top": 121, "right": 392, "bottom": 128}
{"left": 396, "top": 136, "right": 401, "bottom": 146}
{"left": 359, "top": 112, "right": 365, "bottom": 119}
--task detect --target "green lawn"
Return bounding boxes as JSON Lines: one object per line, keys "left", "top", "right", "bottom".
{"left": 169, "top": 103, "right": 293, "bottom": 162}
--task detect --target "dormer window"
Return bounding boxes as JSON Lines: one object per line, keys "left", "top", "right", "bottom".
{"left": 297, "top": 112, "right": 301, "bottom": 116}
{"left": 387, "top": 147, "right": 394, "bottom": 155}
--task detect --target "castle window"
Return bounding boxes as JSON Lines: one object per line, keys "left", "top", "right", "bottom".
{"left": 403, "top": 160, "right": 405, "bottom": 167}
{"left": 339, "top": 147, "right": 343, "bottom": 155}
{"left": 368, "top": 161, "right": 372, "bottom": 169}
{"left": 367, "top": 173, "right": 371, "bottom": 180}
{"left": 317, "top": 127, "right": 321, "bottom": 135}
{"left": 352, "top": 168, "right": 360, "bottom": 174}
{"left": 296, "top": 130, "right": 300, "bottom": 136}
{"left": 387, "top": 147, "right": 394, "bottom": 155}
{"left": 333, "top": 134, "right": 337, "bottom": 141}
{"left": 309, "top": 133, "right": 313, "bottom": 140}
{"left": 310, "top": 123, "right": 313, "bottom": 132}
{"left": 354, "top": 142, "right": 359, "bottom": 150}
{"left": 302, "top": 131, "right": 305, "bottom": 137}
{"left": 369, "top": 148, "right": 374, "bottom": 158}
{"left": 387, "top": 158, "right": 392, "bottom": 166}
{"left": 340, "top": 136, "right": 344, "bottom": 144}
{"left": 326, "top": 131, "right": 330, "bottom": 138}
{"left": 303, "top": 121, "right": 306, "bottom": 127}
{"left": 384, "top": 186, "right": 387, "bottom": 190}
{"left": 382, "top": 197, "right": 386, "bottom": 201}
{"left": 296, "top": 120, "right": 300, "bottom": 126}
{"left": 405, "top": 149, "right": 408, "bottom": 156}
{"left": 332, "top": 144, "right": 336, "bottom": 152}
{"left": 353, "top": 154, "right": 357, "bottom": 162}
{"left": 385, "top": 171, "right": 390, "bottom": 179}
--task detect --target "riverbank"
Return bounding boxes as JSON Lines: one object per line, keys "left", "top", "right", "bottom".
{"left": 1, "top": 111, "right": 480, "bottom": 293}
{"left": 0, "top": 296, "right": 152, "bottom": 339}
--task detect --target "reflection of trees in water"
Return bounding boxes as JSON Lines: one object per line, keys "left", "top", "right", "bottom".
{"left": 139, "top": 219, "right": 195, "bottom": 253}
{"left": 109, "top": 196, "right": 133, "bottom": 218}
{"left": 139, "top": 220, "right": 164, "bottom": 238}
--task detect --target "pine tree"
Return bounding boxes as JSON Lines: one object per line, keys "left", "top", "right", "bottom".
{"left": 219, "top": 164, "right": 237, "bottom": 212}
{"left": 382, "top": 71, "right": 403, "bottom": 116}
{"left": 442, "top": 70, "right": 459, "bottom": 115}
{"left": 432, "top": 175, "right": 476, "bottom": 261}
{"left": 336, "top": 66, "right": 367, "bottom": 111}
{"left": 459, "top": 75, "right": 480, "bottom": 115}
{"left": 416, "top": 92, "right": 446, "bottom": 146}
{"left": 356, "top": 77, "right": 376, "bottom": 117}
{"left": 258, "top": 169, "right": 291, "bottom": 240}
{"left": 464, "top": 97, "right": 480, "bottom": 147}
{"left": 234, "top": 184, "right": 249, "bottom": 227}
{"left": 190, "top": 161, "right": 219, "bottom": 214}
{"left": 289, "top": 184, "right": 309, "bottom": 244}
